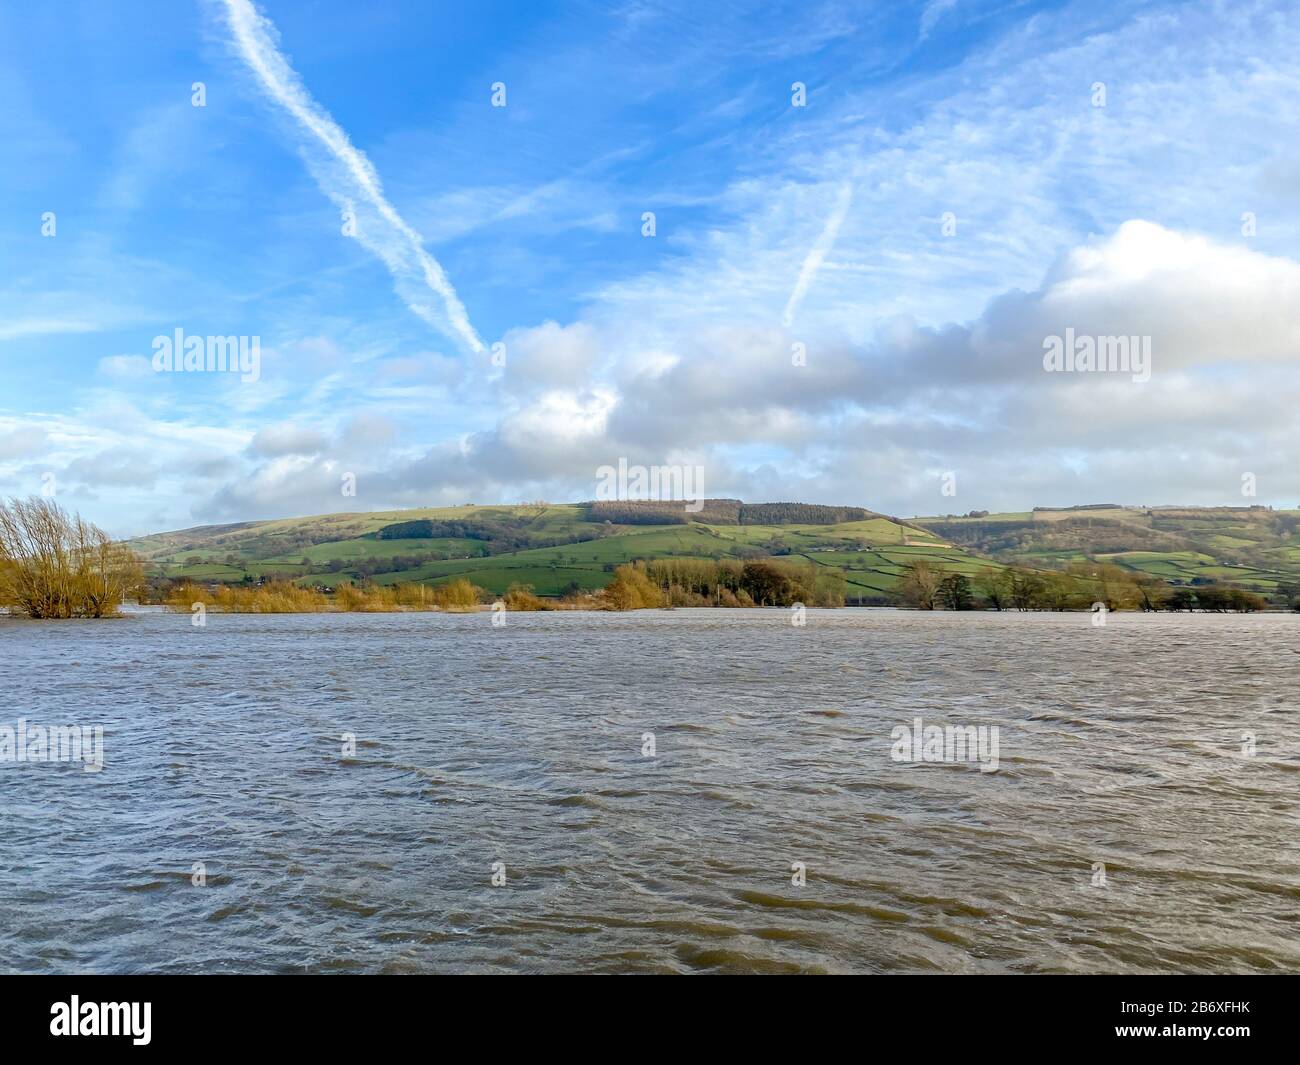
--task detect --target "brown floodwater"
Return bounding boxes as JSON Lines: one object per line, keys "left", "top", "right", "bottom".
{"left": 1, "top": 608, "right": 1297, "bottom": 973}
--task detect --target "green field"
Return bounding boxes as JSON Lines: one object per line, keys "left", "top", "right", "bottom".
{"left": 914, "top": 505, "right": 1300, "bottom": 593}
{"left": 128, "top": 502, "right": 978, "bottom": 600}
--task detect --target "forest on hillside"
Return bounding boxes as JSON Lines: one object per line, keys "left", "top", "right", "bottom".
{"left": 584, "top": 500, "right": 876, "bottom": 526}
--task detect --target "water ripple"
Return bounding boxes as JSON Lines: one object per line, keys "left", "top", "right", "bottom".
{"left": 1, "top": 609, "right": 1297, "bottom": 973}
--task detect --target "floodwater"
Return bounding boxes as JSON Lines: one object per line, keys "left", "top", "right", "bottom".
{"left": 1, "top": 609, "right": 1297, "bottom": 974}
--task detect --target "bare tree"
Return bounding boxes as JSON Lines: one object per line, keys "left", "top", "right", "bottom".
{"left": 0, "top": 497, "right": 143, "bottom": 618}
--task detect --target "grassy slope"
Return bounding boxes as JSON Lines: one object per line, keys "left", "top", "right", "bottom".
{"left": 128, "top": 504, "right": 972, "bottom": 599}
{"left": 130, "top": 502, "right": 1300, "bottom": 599}
{"left": 912, "top": 506, "right": 1300, "bottom": 592}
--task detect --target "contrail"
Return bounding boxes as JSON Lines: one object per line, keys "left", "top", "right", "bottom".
{"left": 782, "top": 182, "right": 853, "bottom": 328}
{"left": 220, "top": 0, "right": 485, "bottom": 352}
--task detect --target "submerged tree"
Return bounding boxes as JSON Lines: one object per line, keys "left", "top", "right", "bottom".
{"left": 1004, "top": 567, "right": 1046, "bottom": 611}
{"left": 973, "top": 570, "right": 1006, "bottom": 610}
{"left": 896, "top": 560, "right": 944, "bottom": 609}
{"left": 740, "top": 560, "right": 795, "bottom": 606}
{"left": 0, "top": 497, "right": 143, "bottom": 618}
{"left": 938, "top": 572, "right": 975, "bottom": 610}
{"left": 602, "top": 563, "right": 665, "bottom": 610}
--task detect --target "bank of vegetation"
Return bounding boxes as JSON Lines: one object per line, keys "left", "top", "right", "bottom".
{"left": 153, "top": 556, "right": 1277, "bottom": 616}
{"left": 894, "top": 560, "right": 1271, "bottom": 612}
{"left": 164, "top": 577, "right": 484, "bottom": 613}
{"left": 153, "top": 558, "right": 848, "bottom": 614}
{"left": 3, "top": 488, "right": 1272, "bottom": 620}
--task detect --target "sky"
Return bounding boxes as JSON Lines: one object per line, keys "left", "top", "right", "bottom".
{"left": 2, "top": 0, "right": 1299, "bottom": 537}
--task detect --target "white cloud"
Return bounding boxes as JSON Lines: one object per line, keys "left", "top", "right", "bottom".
{"left": 0, "top": 426, "right": 47, "bottom": 461}
{"left": 247, "top": 423, "right": 329, "bottom": 457}
{"left": 168, "top": 214, "right": 1300, "bottom": 521}
{"left": 919, "top": 0, "right": 958, "bottom": 41}
{"left": 98, "top": 355, "right": 152, "bottom": 379}
{"left": 13, "top": 0, "right": 1300, "bottom": 529}
{"left": 0, "top": 318, "right": 110, "bottom": 342}
{"left": 64, "top": 448, "right": 160, "bottom": 489}
{"left": 499, "top": 320, "right": 603, "bottom": 393}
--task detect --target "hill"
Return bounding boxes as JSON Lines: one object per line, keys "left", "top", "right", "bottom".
{"left": 125, "top": 500, "right": 996, "bottom": 604}
{"left": 127, "top": 500, "right": 1300, "bottom": 607}
{"left": 912, "top": 505, "right": 1300, "bottom": 600}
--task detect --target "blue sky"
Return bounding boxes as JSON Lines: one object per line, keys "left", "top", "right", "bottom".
{"left": 3, "top": 0, "right": 1299, "bottom": 536}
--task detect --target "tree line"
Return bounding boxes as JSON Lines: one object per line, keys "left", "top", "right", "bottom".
{"left": 895, "top": 560, "right": 1270, "bottom": 612}
{"left": 630, "top": 558, "right": 846, "bottom": 607}
{"left": 375, "top": 516, "right": 602, "bottom": 555}
{"left": 584, "top": 500, "right": 876, "bottom": 527}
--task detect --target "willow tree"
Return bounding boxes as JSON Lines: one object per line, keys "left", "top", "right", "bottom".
{"left": 896, "top": 560, "right": 944, "bottom": 609}
{"left": 0, "top": 497, "right": 143, "bottom": 618}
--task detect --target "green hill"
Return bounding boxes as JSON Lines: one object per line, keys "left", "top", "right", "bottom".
{"left": 126, "top": 500, "right": 993, "bottom": 603}
{"left": 127, "top": 500, "right": 1300, "bottom": 606}
{"left": 913, "top": 505, "right": 1300, "bottom": 598}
